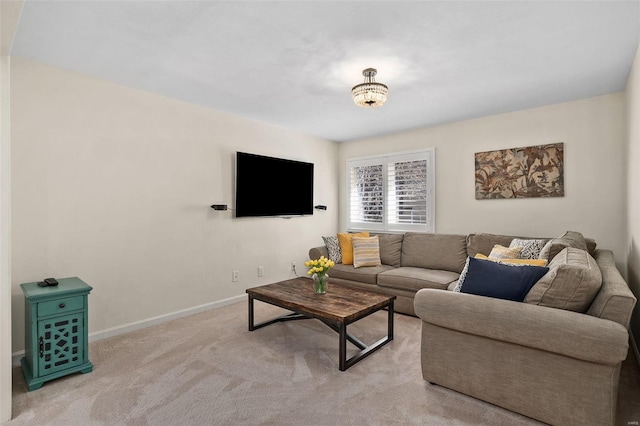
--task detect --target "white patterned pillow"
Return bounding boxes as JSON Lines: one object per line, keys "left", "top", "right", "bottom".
{"left": 510, "top": 238, "right": 547, "bottom": 260}
{"left": 322, "top": 236, "right": 342, "bottom": 264}
{"left": 453, "top": 257, "right": 471, "bottom": 292}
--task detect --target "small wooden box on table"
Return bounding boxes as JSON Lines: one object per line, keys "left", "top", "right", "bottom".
{"left": 246, "top": 277, "right": 395, "bottom": 371}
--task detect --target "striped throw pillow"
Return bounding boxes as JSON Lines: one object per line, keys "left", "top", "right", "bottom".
{"left": 488, "top": 244, "right": 523, "bottom": 259}
{"left": 352, "top": 236, "right": 382, "bottom": 268}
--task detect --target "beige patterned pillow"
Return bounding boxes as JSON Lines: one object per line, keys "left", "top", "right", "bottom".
{"left": 488, "top": 244, "right": 523, "bottom": 259}
{"left": 352, "top": 236, "right": 382, "bottom": 268}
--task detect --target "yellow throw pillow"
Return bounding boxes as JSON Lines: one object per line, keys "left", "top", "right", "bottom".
{"left": 352, "top": 236, "right": 382, "bottom": 268}
{"left": 488, "top": 244, "right": 523, "bottom": 259}
{"left": 337, "top": 231, "right": 370, "bottom": 265}
{"left": 475, "top": 253, "right": 548, "bottom": 267}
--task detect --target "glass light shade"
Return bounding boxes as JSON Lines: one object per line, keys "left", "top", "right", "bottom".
{"left": 351, "top": 83, "right": 388, "bottom": 108}
{"left": 351, "top": 68, "right": 388, "bottom": 108}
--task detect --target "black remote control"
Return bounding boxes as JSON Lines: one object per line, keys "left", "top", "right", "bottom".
{"left": 44, "top": 278, "right": 58, "bottom": 286}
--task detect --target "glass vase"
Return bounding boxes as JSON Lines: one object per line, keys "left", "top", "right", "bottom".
{"left": 312, "top": 273, "right": 329, "bottom": 294}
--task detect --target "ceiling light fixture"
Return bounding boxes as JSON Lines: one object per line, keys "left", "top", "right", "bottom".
{"left": 351, "top": 68, "right": 388, "bottom": 108}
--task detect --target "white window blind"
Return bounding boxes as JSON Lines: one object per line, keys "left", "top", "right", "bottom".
{"left": 347, "top": 149, "right": 434, "bottom": 232}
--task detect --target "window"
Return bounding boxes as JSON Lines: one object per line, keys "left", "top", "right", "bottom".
{"left": 347, "top": 149, "right": 434, "bottom": 232}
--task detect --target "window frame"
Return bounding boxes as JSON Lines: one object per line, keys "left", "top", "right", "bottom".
{"left": 346, "top": 148, "right": 435, "bottom": 233}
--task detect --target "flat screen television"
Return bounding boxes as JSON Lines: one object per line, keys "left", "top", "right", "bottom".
{"left": 235, "top": 152, "right": 314, "bottom": 218}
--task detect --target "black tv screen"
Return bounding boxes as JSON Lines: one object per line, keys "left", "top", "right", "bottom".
{"left": 235, "top": 152, "right": 314, "bottom": 217}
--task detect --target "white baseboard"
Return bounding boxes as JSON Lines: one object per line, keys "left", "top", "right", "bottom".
{"left": 12, "top": 294, "right": 245, "bottom": 366}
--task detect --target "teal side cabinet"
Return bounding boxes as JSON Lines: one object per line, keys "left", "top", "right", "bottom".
{"left": 20, "top": 277, "right": 93, "bottom": 391}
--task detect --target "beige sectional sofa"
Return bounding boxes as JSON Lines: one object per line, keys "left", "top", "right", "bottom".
{"left": 309, "top": 231, "right": 600, "bottom": 316}
{"left": 309, "top": 232, "right": 469, "bottom": 315}
{"left": 309, "top": 231, "right": 637, "bottom": 426}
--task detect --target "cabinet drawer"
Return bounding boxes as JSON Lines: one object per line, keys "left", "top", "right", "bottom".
{"left": 38, "top": 296, "right": 84, "bottom": 317}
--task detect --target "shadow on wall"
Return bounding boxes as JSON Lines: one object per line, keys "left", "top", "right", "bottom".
{"left": 626, "top": 237, "right": 640, "bottom": 355}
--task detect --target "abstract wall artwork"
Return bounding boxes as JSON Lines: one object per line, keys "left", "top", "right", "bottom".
{"left": 475, "top": 143, "right": 564, "bottom": 199}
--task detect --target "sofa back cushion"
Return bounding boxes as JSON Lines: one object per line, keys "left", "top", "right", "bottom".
{"left": 538, "top": 230, "right": 588, "bottom": 262}
{"left": 401, "top": 232, "right": 467, "bottom": 273}
{"left": 524, "top": 247, "right": 602, "bottom": 313}
{"left": 375, "top": 233, "right": 404, "bottom": 267}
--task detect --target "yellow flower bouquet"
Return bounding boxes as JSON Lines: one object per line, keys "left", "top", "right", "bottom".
{"left": 304, "top": 256, "right": 335, "bottom": 294}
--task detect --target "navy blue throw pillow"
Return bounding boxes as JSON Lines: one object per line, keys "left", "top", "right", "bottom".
{"left": 460, "top": 257, "right": 549, "bottom": 302}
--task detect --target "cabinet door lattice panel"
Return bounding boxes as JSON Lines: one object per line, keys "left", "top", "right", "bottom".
{"left": 38, "top": 312, "right": 84, "bottom": 375}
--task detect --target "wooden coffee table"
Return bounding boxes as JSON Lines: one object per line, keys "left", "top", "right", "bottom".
{"left": 246, "top": 277, "right": 395, "bottom": 371}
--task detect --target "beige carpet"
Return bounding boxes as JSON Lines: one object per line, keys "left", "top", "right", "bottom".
{"left": 7, "top": 300, "right": 640, "bottom": 426}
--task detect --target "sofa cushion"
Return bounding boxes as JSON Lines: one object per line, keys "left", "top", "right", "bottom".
{"left": 401, "top": 232, "right": 468, "bottom": 273}
{"left": 328, "top": 263, "right": 394, "bottom": 285}
{"left": 377, "top": 267, "right": 459, "bottom": 292}
{"left": 322, "top": 235, "right": 342, "bottom": 264}
{"left": 337, "top": 231, "right": 369, "bottom": 265}
{"left": 538, "top": 230, "right": 588, "bottom": 262}
{"left": 525, "top": 247, "right": 602, "bottom": 313}
{"left": 457, "top": 256, "right": 549, "bottom": 302}
{"left": 375, "top": 233, "right": 403, "bottom": 267}
{"left": 509, "top": 238, "right": 547, "bottom": 259}
{"left": 352, "top": 236, "right": 382, "bottom": 268}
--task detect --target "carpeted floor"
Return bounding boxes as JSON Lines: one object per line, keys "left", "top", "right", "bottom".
{"left": 7, "top": 300, "right": 640, "bottom": 425}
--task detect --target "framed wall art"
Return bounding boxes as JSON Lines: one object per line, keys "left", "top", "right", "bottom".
{"left": 475, "top": 142, "right": 564, "bottom": 199}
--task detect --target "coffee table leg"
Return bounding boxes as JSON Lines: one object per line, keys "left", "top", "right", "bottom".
{"left": 388, "top": 300, "right": 394, "bottom": 341}
{"left": 340, "top": 300, "right": 395, "bottom": 371}
{"left": 339, "top": 322, "right": 347, "bottom": 371}
{"left": 248, "top": 295, "right": 255, "bottom": 331}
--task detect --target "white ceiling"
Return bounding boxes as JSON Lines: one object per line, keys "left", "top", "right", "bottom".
{"left": 10, "top": 1, "right": 640, "bottom": 142}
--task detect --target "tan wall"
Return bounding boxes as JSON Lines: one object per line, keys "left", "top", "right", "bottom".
{"left": 9, "top": 52, "right": 636, "bottom": 361}
{"left": 626, "top": 44, "right": 640, "bottom": 347}
{"left": 339, "top": 94, "right": 627, "bottom": 265}
{"left": 10, "top": 58, "right": 339, "bottom": 352}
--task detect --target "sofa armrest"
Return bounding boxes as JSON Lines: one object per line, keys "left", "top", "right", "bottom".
{"left": 414, "top": 288, "right": 629, "bottom": 366}
{"left": 309, "top": 246, "right": 328, "bottom": 260}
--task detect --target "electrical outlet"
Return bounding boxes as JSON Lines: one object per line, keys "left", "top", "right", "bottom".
{"left": 232, "top": 270, "right": 239, "bottom": 282}
{"left": 258, "top": 266, "right": 264, "bottom": 277}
